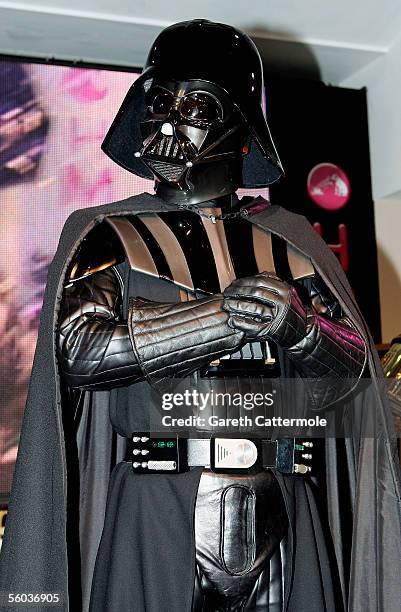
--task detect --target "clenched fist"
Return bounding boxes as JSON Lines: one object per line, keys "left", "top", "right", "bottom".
{"left": 223, "top": 272, "right": 308, "bottom": 348}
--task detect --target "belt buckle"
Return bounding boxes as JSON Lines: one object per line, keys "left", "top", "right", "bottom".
{"left": 130, "top": 432, "right": 188, "bottom": 473}
{"left": 210, "top": 437, "right": 262, "bottom": 474}
{"left": 209, "top": 437, "right": 314, "bottom": 475}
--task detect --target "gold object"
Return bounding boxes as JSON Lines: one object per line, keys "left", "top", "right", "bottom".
{"left": 381, "top": 337, "right": 401, "bottom": 464}
{"left": 264, "top": 358, "right": 276, "bottom": 365}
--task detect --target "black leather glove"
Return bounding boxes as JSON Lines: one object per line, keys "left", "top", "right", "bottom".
{"left": 128, "top": 294, "right": 244, "bottom": 384}
{"left": 224, "top": 271, "right": 367, "bottom": 409}
{"left": 223, "top": 272, "right": 307, "bottom": 348}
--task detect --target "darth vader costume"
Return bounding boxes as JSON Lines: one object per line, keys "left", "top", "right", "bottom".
{"left": 1, "top": 19, "right": 401, "bottom": 612}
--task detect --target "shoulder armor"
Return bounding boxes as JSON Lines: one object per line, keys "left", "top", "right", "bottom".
{"left": 66, "top": 213, "right": 193, "bottom": 291}
{"left": 286, "top": 243, "right": 315, "bottom": 280}
{"left": 66, "top": 219, "right": 126, "bottom": 284}
{"left": 252, "top": 225, "right": 315, "bottom": 281}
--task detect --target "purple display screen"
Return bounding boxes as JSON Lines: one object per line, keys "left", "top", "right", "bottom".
{"left": 0, "top": 60, "right": 149, "bottom": 500}
{"left": 0, "top": 59, "right": 266, "bottom": 501}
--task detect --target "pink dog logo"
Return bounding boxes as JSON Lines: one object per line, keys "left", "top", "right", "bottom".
{"left": 307, "top": 163, "right": 350, "bottom": 210}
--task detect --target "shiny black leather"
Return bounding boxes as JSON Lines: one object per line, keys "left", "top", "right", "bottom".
{"left": 101, "top": 20, "right": 284, "bottom": 198}
{"left": 193, "top": 470, "right": 287, "bottom": 609}
{"left": 57, "top": 261, "right": 365, "bottom": 401}
{"left": 64, "top": 18, "right": 369, "bottom": 612}
{"left": 57, "top": 228, "right": 366, "bottom": 611}
{"left": 140, "top": 78, "right": 248, "bottom": 205}
{"left": 223, "top": 272, "right": 307, "bottom": 347}
{"left": 286, "top": 274, "right": 367, "bottom": 407}
{"left": 245, "top": 552, "right": 283, "bottom": 612}
{"left": 57, "top": 267, "right": 143, "bottom": 390}
{"left": 223, "top": 271, "right": 366, "bottom": 408}
{"left": 193, "top": 548, "right": 284, "bottom": 612}
{"left": 286, "top": 309, "right": 367, "bottom": 408}
{"left": 128, "top": 296, "right": 244, "bottom": 383}
{"left": 57, "top": 269, "right": 244, "bottom": 390}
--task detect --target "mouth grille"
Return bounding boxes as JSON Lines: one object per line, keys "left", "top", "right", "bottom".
{"left": 148, "top": 135, "right": 183, "bottom": 160}
{"left": 146, "top": 159, "right": 185, "bottom": 182}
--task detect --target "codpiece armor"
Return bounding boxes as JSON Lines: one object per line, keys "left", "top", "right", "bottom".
{"left": 57, "top": 20, "right": 366, "bottom": 611}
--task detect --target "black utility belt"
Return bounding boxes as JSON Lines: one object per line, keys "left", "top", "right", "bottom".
{"left": 126, "top": 433, "right": 313, "bottom": 476}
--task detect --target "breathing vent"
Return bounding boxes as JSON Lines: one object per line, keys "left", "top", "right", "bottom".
{"left": 147, "top": 160, "right": 185, "bottom": 182}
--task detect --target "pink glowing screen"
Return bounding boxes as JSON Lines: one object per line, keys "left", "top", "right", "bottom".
{"left": 0, "top": 60, "right": 265, "bottom": 499}
{"left": 0, "top": 62, "right": 150, "bottom": 498}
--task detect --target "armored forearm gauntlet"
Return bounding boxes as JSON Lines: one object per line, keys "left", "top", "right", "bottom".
{"left": 57, "top": 263, "right": 366, "bottom": 407}
{"left": 285, "top": 310, "right": 367, "bottom": 408}
{"left": 57, "top": 268, "right": 143, "bottom": 389}
{"left": 57, "top": 267, "right": 243, "bottom": 390}
{"left": 287, "top": 273, "right": 367, "bottom": 408}
{"left": 224, "top": 272, "right": 366, "bottom": 408}
{"left": 128, "top": 296, "right": 244, "bottom": 384}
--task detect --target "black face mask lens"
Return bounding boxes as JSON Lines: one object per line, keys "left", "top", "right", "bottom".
{"left": 147, "top": 89, "right": 174, "bottom": 118}
{"left": 180, "top": 93, "right": 222, "bottom": 122}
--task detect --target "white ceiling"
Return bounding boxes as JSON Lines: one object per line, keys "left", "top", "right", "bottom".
{"left": 1, "top": 0, "right": 401, "bottom": 82}
{"left": 2, "top": 0, "right": 401, "bottom": 47}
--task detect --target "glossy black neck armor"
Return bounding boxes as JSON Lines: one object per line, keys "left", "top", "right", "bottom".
{"left": 139, "top": 79, "right": 249, "bottom": 205}
{"left": 102, "top": 19, "right": 284, "bottom": 205}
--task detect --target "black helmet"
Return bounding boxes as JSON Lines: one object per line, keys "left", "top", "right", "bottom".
{"left": 102, "top": 19, "right": 283, "bottom": 191}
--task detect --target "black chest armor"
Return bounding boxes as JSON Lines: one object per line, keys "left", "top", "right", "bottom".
{"left": 58, "top": 204, "right": 365, "bottom": 612}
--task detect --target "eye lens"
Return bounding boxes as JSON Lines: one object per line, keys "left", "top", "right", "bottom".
{"left": 147, "top": 90, "right": 173, "bottom": 117}
{"left": 180, "top": 93, "right": 222, "bottom": 122}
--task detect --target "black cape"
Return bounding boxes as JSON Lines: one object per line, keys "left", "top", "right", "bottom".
{"left": 1, "top": 193, "right": 400, "bottom": 612}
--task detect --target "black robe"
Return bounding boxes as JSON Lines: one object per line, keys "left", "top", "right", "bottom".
{"left": 1, "top": 193, "right": 400, "bottom": 612}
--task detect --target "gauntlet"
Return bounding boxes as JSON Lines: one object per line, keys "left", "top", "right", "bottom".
{"left": 223, "top": 271, "right": 367, "bottom": 408}
{"left": 57, "top": 267, "right": 243, "bottom": 390}
{"left": 128, "top": 295, "right": 244, "bottom": 384}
